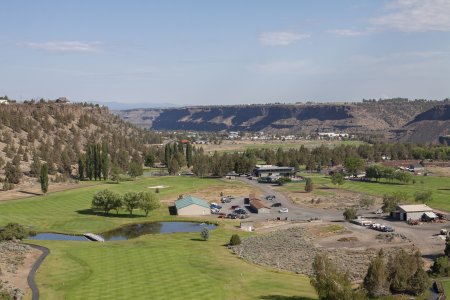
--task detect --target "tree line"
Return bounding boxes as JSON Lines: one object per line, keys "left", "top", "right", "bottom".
{"left": 91, "top": 189, "right": 160, "bottom": 217}
{"left": 311, "top": 249, "right": 429, "bottom": 299}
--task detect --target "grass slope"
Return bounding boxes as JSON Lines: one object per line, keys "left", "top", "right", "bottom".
{"left": 0, "top": 176, "right": 316, "bottom": 299}
{"left": 30, "top": 228, "right": 315, "bottom": 300}
{"left": 0, "top": 177, "right": 238, "bottom": 232}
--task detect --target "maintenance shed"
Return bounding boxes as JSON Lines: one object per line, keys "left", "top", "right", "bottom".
{"left": 394, "top": 204, "right": 434, "bottom": 221}
{"left": 249, "top": 199, "right": 270, "bottom": 214}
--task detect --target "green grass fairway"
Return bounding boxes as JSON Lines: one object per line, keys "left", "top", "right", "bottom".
{"left": 287, "top": 173, "right": 450, "bottom": 211}
{"left": 0, "top": 176, "right": 246, "bottom": 233}
{"left": 29, "top": 227, "right": 316, "bottom": 300}
{"left": 1, "top": 176, "right": 317, "bottom": 299}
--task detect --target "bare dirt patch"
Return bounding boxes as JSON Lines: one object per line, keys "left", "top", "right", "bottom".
{"left": 160, "top": 183, "right": 260, "bottom": 204}
{"left": 0, "top": 242, "right": 40, "bottom": 297}
{"left": 277, "top": 186, "right": 382, "bottom": 210}
{"left": 0, "top": 181, "right": 86, "bottom": 202}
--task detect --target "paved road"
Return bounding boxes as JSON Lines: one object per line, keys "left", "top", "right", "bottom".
{"left": 23, "top": 243, "right": 50, "bottom": 300}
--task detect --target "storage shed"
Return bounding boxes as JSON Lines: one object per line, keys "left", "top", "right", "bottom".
{"left": 240, "top": 221, "right": 254, "bottom": 232}
{"left": 175, "top": 196, "right": 211, "bottom": 216}
{"left": 395, "top": 204, "right": 434, "bottom": 221}
{"left": 249, "top": 199, "right": 270, "bottom": 214}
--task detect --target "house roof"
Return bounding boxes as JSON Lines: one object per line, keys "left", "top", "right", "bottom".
{"left": 397, "top": 204, "right": 433, "bottom": 213}
{"left": 250, "top": 199, "right": 269, "bottom": 209}
{"left": 175, "top": 196, "right": 210, "bottom": 210}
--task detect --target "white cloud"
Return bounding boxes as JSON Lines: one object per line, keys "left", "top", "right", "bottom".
{"left": 372, "top": 0, "right": 450, "bottom": 32}
{"left": 21, "top": 41, "right": 103, "bottom": 52}
{"left": 325, "top": 29, "right": 364, "bottom": 36}
{"left": 258, "top": 31, "right": 310, "bottom": 46}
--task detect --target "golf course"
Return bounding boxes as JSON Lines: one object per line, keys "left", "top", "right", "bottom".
{"left": 0, "top": 176, "right": 316, "bottom": 300}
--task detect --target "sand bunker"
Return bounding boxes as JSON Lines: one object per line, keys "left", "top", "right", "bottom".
{"left": 147, "top": 185, "right": 168, "bottom": 189}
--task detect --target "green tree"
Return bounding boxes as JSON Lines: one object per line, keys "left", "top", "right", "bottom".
{"left": 123, "top": 192, "right": 140, "bottom": 215}
{"left": 144, "top": 152, "right": 155, "bottom": 167}
{"left": 389, "top": 249, "right": 429, "bottom": 295}
{"left": 343, "top": 207, "right": 358, "bottom": 220}
{"left": 200, "top": 227, "right": 210, "bottom": 241}
{"left": 91, "top": 189, "right": 119, "bottom": 215}
{"left": 344, "top": 157, "right": 365, "bottom": 177}
{"left": 30, "top": 154, "right": 41, "bottom": 178}
{"left": 101, "top": 142, "right": 109, "bottom": 180}
{"left": 186, "top": 143, "right": 193, "bottom": 167}
{"left": 364, "top": 250, "right": 390, "bottom": 298}
{"left": 138, "top": 192, "right": 160, "bottom": 217}
{"left": 431, "top": 256, "right": 450, "bottom": 277}
{"left": 78, "top": 155, "right": 85, "bottom": 180}
{"left": 168, "top": 157, "right": 180, "bottom": 175}
{"left": 414, "top": 190, "right": 433, "bottom": 204}
{"left": 445, "top": 236, "right": 450, "bottom": 257}
{"left": 110, "top": 164, "right": 121, "bottom": 183}
{"left": 40, "top": 164, "right": 49, "bottom": 194}
{"left": 128, "top": 161, "right": 143, "bottom": 178}
{"left": 382, "top": 192, "right": 408, "bottom": 213}
{"left": 331, "top": 173, "right": 345, "bottom": 185}
{"left": 5, "top": 162, "right": 21, "bottom": 184}
{"left": 305, "top": 178, "right": 313, "bottom": 193}
{"left": 311, "top": 253, "right": 365, "bottom": 300}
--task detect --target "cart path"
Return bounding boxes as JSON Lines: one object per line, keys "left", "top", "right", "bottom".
{"left": 23, "top": 243, "right": 50, "bottom": 300}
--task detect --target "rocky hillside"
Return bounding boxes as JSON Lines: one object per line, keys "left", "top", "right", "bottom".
{"left": 395, "top": 104, "right": 450, "bottom": 143}
{"left": 0, "top": 101, "right": 161, "bottom": 189}
{"left": 116, "top": 99, "right": 448, "bottom": 142}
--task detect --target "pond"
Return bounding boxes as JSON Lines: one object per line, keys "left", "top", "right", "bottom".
{"left": 28, "top": 222, "right": 216, "bottom": 242}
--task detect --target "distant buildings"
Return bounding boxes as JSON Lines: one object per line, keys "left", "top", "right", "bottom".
{"left": 0, "top": 99, "right": 9, "bottom": 105}
{"left": 253, "top": 165, "right": 295, "bottom": 178}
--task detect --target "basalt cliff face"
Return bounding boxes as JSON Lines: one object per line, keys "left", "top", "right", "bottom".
{"left": 116, "top": 101, "right": 450, "bottom": 143}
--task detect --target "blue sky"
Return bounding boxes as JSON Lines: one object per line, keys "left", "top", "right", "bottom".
{"left": 1, "top": 0, "right": 450, "bottom": 106}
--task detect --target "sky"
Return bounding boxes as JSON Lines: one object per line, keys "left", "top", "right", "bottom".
{"left": 1, "top": 0, "right": 450, "bottom": 106}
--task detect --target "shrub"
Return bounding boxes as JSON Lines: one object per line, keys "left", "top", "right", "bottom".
{"left": 200, "top": 228, "right": 209, "bottom": 241}
{"left": 0, "top": 223, "right": 28, "bottom": 241}
{"left": 229, "top": 234, "right": 241, "bottom": 246}
{"left": 343, "top": 207, "right": 357, "bottom": 221}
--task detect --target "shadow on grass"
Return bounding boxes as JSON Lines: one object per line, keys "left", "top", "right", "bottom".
{"left": 190, "top": 238, "right": 206, "bottom": 242}
{"left": 18, "top": 190, "right": 43, "bottom": 196}
{"left": 260, "top": 296, "right": 315, "bottom": 300}
{"left": 76, "top": 209, "right": 144, "bottom": 218}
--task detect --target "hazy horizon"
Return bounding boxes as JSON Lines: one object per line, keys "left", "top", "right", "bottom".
{"left": 1, "top": 1, "right": 450, "bottom": 105}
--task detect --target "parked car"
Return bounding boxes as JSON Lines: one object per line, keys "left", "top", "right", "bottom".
{"left": 221, "top": 197, "right": 231, "bottom": 203}
{"left": 211, "top": 208, "right": 220, "bottom": 214}
{"left": 272, "top": 202, "right": 282, "bottom": 207}
{"left": 383, "top": 226, "right": 395, "bottom": 232}
{"left": 279, "top": 208, "right": 289, "bottom": 213}
{"left": 217, "top": 213, "right": 227, "bottom": 218}
{"left": 210, "top": 203, "right": 222, "bottom": 209}
{"left": 235, "top": 208, "right": 247, "bottom": 214}
{"left": 227, "top": 213, "right": 237, "bottom": 219}
{"left": 231, "top": 205, "right": 241, "bottom": 210}
{"left": 266, "top": 195, "right": 276, "bottom": 200}
{"left": 239, "top": 214, "right": 249, "bottom": 219}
